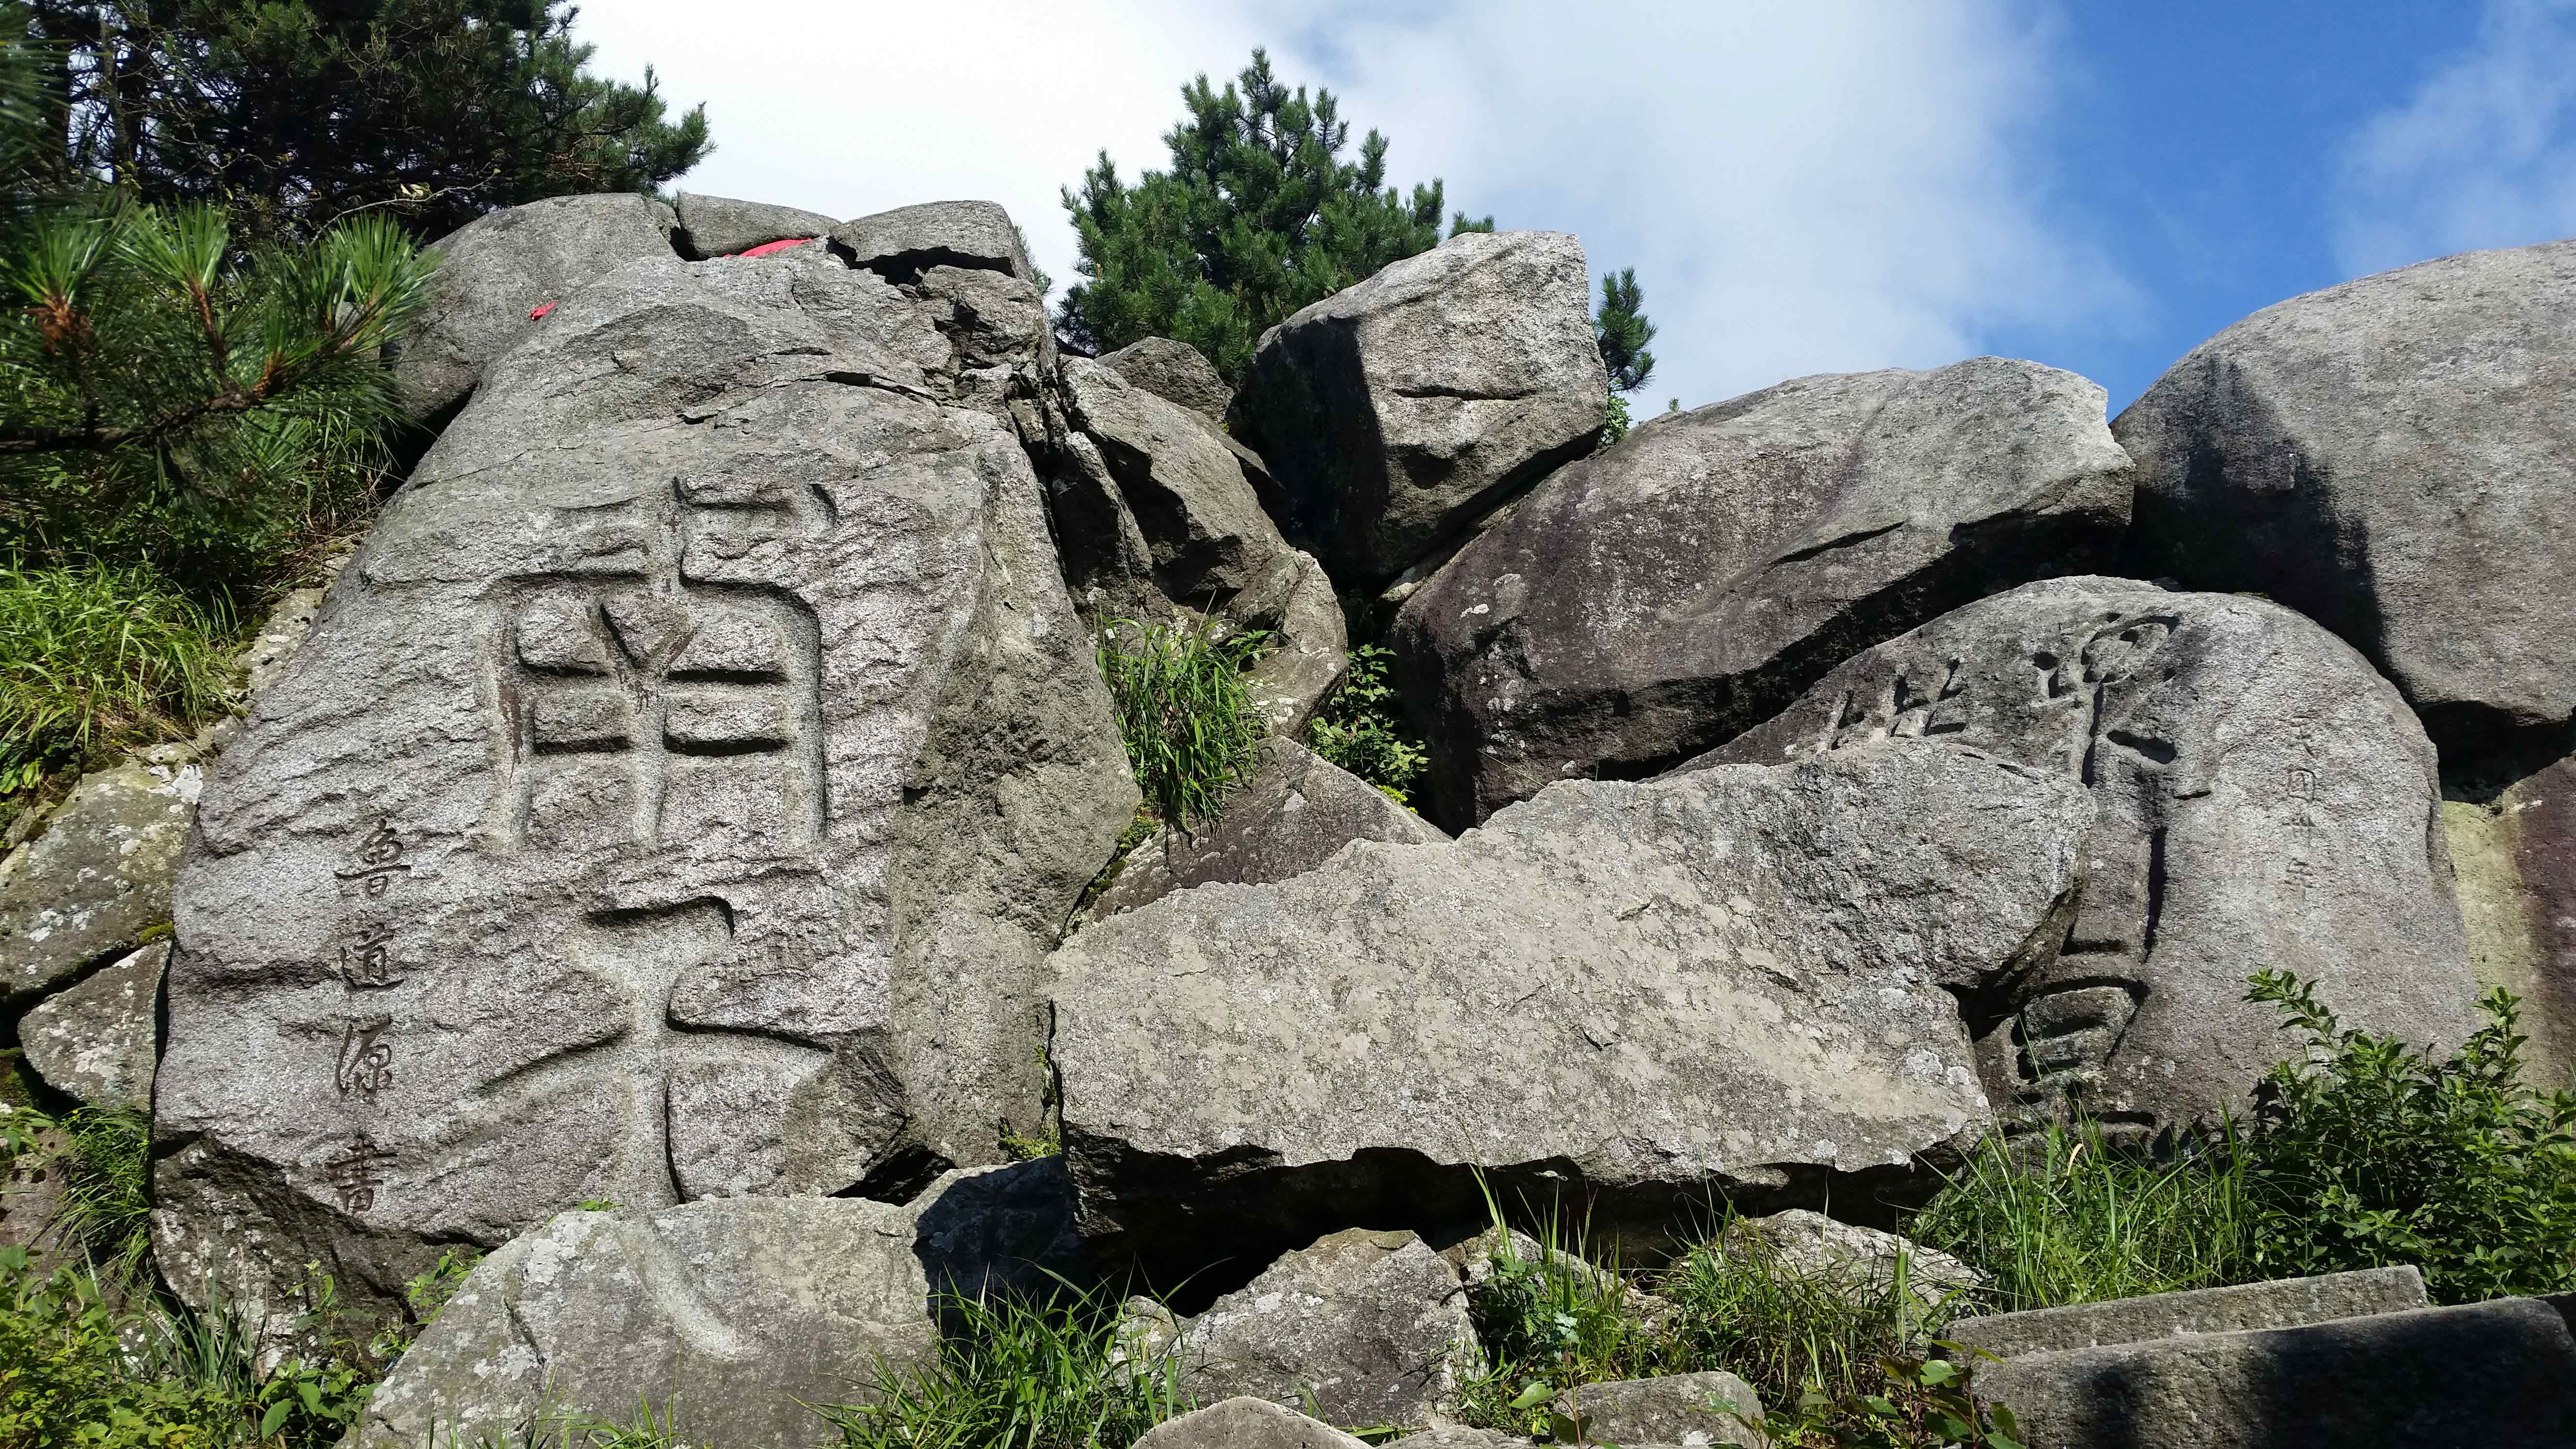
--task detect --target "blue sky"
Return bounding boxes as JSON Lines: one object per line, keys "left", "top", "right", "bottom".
{"left": 585, "top": 0, "right": 2576, "bottom": 416}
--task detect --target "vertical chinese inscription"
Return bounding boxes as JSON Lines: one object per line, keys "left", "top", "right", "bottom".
{"left": 335, "top": 1014, "right": 394, "bottom": 1100}
{"left": 325, "top": 1136, "right": 395, "bottom": 1214}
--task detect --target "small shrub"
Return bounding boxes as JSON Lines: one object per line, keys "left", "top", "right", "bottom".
{"left": 1097, "top": 617, "right": 1265, "bottom": 829}
{"left": 1756, "top": 1351, "right": 2026, "bottom": 1449}
{"left": 1455, "top": 1212, "right": 1667, "bottom": 1436}
{"left": 815, "top": 1282, "right": 1191, "bottom": 1449}
{"left": 0, "top": 562, "right": 237, "bottom": 790}
{"left": 1909, "top": 1118, "right": 2255, "bottom": 1313}
{"left": 1304, "top": 643, "right": 1425, "bottom": 805}
{"left": 1598, "top": 391, "right": 1631, "bottom": 448}
{"left": 2239, "top": 972, "right": 2576, "bottom": 1303}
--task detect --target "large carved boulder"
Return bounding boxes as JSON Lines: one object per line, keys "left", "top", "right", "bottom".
{"left": 154, "top": 245, "right": 1135, "bottom": 1337}
{"left": 385, "top": 193, "right": 679, "bottom": 420}
{"left": 1392, "top": 357, "right": 2133, "bottom": 830}
{"left": 2116, "top": 240, "right": 2576, "bottom": 780}
{"left": 1240, "top": 231, "right": 1608, "bottom": 588}
{"left": 356, "top": 1161, "right": 1079, "bottom": 1449}
{"left": 1053, "top": 357, "right": 1346, "bottom": 733}
{"left": 1690, "top": 577, "right": 2479, "bottom": 1135}
{"left": 1052, "top": 741, "right": 2091, "bottom": 1280}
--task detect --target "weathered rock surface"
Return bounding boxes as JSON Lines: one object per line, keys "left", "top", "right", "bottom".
{"left": 1134, "top": 1398, "right": 1373, "bottom": 1449}
{"left": 1394, "top": 357, "right": 2133, "bottom": 829}
{"left": 2117, "top": 239, "right": 2576, "bottom": 781}
{"left": 673, "top": 193, "right": 837, "bottom": 258}
{"left": 1946, "top": 1267, "right": 2428, "bottom": 1362}
{"left": 1170, "top": 1227, "right": 1475, "bottom": 1429}
{"left": 2444, "top": 751, "right": 2576, "bottom": 1082}
{"left": 1, "top": 757, "right": 200, "bottom": 1005}
{"left": 155, "top": 245, "right": 1134, "bottom": 1336}
{"left": 21, "top": 940, "right": 164, "bottom": 1111}
{"left": 836, "top": 199, "right": 1036, "bottom": 283}
{"left": 1387, "top": 1426, "right": 1527, "bottom": 1449}
{"left": 1691, "top": 577, "right": 2478, "bottom": 1135}
{"left": 357, "top": 1162, "right": 1079, "bottom": 1449}
{"left": 386, "top": 193, "right": 678, "bottom": 420}
{"left": 1101, "top": 336, "right": 1235, "bottom": 422}
{"left": 1241, "top": 231, "right": 1608, "bottom": 587}
{"left": 1054, "top": 741, "right": 2092, "bottom": 1277}
{"left": 1971, "top": 1297, "right": 2576, "bottom": 1448}
{"left": 1085, "top": 740, "right": 1443, "bottom": 921}
{"left": 1723, "top": 1209, "right": 1982, "bottom": 1310}
{"left": 1053, "top": 356, "right": 1347, "bottom": 733}
{"left": 1562, "top": 1371, "right": 1767, "bottom": 1449}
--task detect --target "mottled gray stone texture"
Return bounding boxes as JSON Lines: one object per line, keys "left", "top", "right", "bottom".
{"left": 1, "top": 757, "right": 200, "bottom": 1004}
{"left": 1133, "top": 1398, "right": 1374, "bottom": 1449}
{"left": 1723, "top": 1209, "right": 1983, "bottom": 1311}
{"left": 1053, "top": 741, "right": 2090, "bottom": 1279}
{"left": 1100, "top": 336, "right": 1235, "bottom": 422}
{"left": 2117, "top": 238, "right": 2576, "bottom": 785}
{"left": 672, "top": 193, "right": 837, "bottom": 258}
{"left": 385, "top": 192, "right": 679, "bottom": 420}
{"left": 20, "top": 940, "right": 164, "bottom": 1110}
{"left": 1561, "top": 1371, "right": 1767, "bottom": 1449}
{"left": 1393, "top": 356, "right": 2132, "bottom": 829}
{"left": 155, "top": 246, "right": 1133, "bottom": 1340}
{"left": 1240, "top": 230, "right": 1608, "bottom": 587}
{"left": 836, "top": 199, "right": 1037, "bottom": 282}
{"left": 1693, "top": 577, "right": 2477, "bottom": 1135}
{"left": 1946, "top": 1267, "right": 2429, "bottom": 1361}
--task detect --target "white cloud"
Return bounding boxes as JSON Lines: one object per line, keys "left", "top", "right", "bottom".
{"left": 2334, "top": 0, "right": 2576, "bottom": 278}
{"left": 581, "top": 0, "right": 2132, "bottom": 410}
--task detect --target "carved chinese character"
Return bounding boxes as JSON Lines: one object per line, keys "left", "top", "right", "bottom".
{"left": 335, "top": 1014, "right": 394, "bottom": 1099}
{"left": 324, "top": 1135, "right": 395, "bottom": 1214}
{"left": 337, "top": 927, "right": 405, "bottom": 989}
{"left": 334, "top": 821, "right": 411, "bottom": 896}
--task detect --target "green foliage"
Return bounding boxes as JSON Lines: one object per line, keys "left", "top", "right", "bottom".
{"left": 0, "top": 562, "right": 236, "bottom": 788}
{"left": 1594, "top": 266, "right": 1656, "bottom": 395}
{"left": 1910, "top": 1118, "right": 2256, "bottom": 1313}
{"left": 25, "top": 0, "right": 711, "bottom": 244}
{"left": 2238, "top": 972, "right": 2576, "bottom": 1302}
{"left": 38, "top": 1105, "right": 155, "bottom": 1288}
{"left": 1455, "top": 1208, "right": 1667, "bottom": 1436}
{"left": 1756, "top": 1351, "right": 2024, "bottom": 1449}
{"left": 1303, "top": 642, "right": 1425, "bottom": 806}
{"left": 1097, "top": 616, "right": 1266, "bottom": 829}
{"left": 1056, "top": 48, "right": 1455, "bottom": 382}
{"left": 1600, "top": 391, "right": 1631, "bottom": 448}
{"left": 816, "top": 1282, "right": 1191, "bottom": 1449}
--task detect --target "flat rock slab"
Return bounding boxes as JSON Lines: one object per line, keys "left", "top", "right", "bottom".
{"left": 1971, "top": 1297, "right": 2576, "bottom": 1448}
{"left": 1947, "top": 1267, "right": 2429, "bottom": 1361}
{"left": 1693, "top": 577, "right": 2478, "bottom": 1134}
{"left": 1242, "top": 230, "right": 1607, "bottom": 587}
{"left": 357, "top": 1162, "right": 1078, "bottom": 1449}
{"left": 1135, "top": 1398, "right": 1372, "bottom": 1449}
{"left": 2118, "top": 238, "right": 2576, "bottom": 779}
{"left": 21, "top": 940, "right": 165, "bottom": 1111}
{"left": 1394, "top": 356, "right": 2131, "bottom": 829}
{"left": 1173, "top": 1227, "right": 1476, "bottom": 1429}
{"left": 1101, "top": 336, "right": 1234, "bottom": 422}
{"left": 386, "top": 192, "right": 679, "bottom": 420}
{"left": 0, "top": 757, "right": 200, "bottom": 1004}
{"left": 1086, "top": 739, "right": 1444, "bottom": 920}
{"left": 673, "top": 193, "right": 837, "bottom": 258}
{"left": 1053, "top": 741, "right": 2091, "bottom": 1277}
{"left": 836, "top": 199, "right": 1035, "bottom": 282}
{"left": 1562, "top": 1370, "right": 1768, "bottom": 1449}
{"left": 156, "top": 247, "right": 1132, "bottom": 1336}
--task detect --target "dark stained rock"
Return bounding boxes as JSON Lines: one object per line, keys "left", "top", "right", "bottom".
{"left": 1690, "top": 577, "right": 2479, "bottom": 1136}
{"left": 672, "top": 193, "right": 837, "bottom": 258}
{"left": 1240, "top": 231, "right": 1607, "bottom": 588}
{"left": 2444, "top": 749, "right": 2576, "bottom": 1083}
{"left": 1082, "top": 739, "right": 1444, "bottom": 921}
{"left": 1100, "top": 337, "right": 1235, "bottom": 423}
{"left": 1392, "top": 356, "right": 2132, "bottom": 830}
{"left": 1945, "top": 1267, "right": 2429, "bottom": 1362}
{"left": 2116, "top": 239, "right": 2576, "bottom": 786}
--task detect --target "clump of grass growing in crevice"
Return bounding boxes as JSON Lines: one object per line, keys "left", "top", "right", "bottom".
{"left": 0, "top": 561, "right": 238, "bottom": 794}
{"left": 1096, "top": 616, "right": 1266, "bottom": 830}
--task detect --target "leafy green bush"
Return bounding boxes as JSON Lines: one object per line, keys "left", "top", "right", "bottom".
{"left": 1097, "top": 617, "right": 1266, "bottom": 828}
{"left": 0, "top": 562, "right": 237, "bottom": 790}
{"left": 1304, "top": 642, "right": 1426, "bottom": 805}
{"left": 816, "top": 1283, "right": 1190, "bottom": 1449}
{"left": 2238, "top": 972, "right": 2576, "bottom": 1302}
{"left": 1455, "top": 1215, "right": 1668, "bottom": 1435}
{"left": 1910, "top": 1118, "right": 2255, "bottom": 1313}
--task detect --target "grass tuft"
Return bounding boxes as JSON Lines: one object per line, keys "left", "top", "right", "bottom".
{"left": 1097, "top": 616, "right": 1265, "bottom": 829}
{"left": 0, "top": 561, "right": 237, "bottom": 791}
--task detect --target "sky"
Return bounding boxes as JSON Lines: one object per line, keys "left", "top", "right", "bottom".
{"left": 578, "top": 0, "right": 2576, "bottom": 416}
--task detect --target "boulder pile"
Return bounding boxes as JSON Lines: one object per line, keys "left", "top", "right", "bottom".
{"left": 5, "top": 191, "right": 2572, "bottom": 1448}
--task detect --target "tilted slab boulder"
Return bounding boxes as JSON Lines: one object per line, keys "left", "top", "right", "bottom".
{"left": 1084, "top": 739, "right": 1445, "bottom": 921}
{"left": 836, "top": 198, "right": 1037, "bottom": 283}
{"left": 672, "top": 192, "right": 837, "bottom": 258}
{"left": 2117, "top": 239, "right": 2576, "bottom": 780}
{"left": 1970, "top": 1297, "right": 2576, "bottom": 1449}
{"left": 0, "top": 755, "right": 199, "bottom": 1005}
{"left": 1690, "top": 577, "right": 2478, "bottom": 1135}
{"left": 1170, "top": 1227, "right": 1477, "bottom": 1429}
{"left": 1945, "top": 1266, "right": 2429, "bottom": 1362}
{"left": 1052, "top": 741, "right": 2091, "bottom": 1278}
{"left": 21, "top": 940, "right": 164, "bottom": 1111}
{"left": 155, "top": 245, "right": 1134, "bottom": 1336}
{"left": 1393, "top": 357, "right": 2132, "bottom": 830}
{"left": 1101, "top": 336, "right": 1235, "bottom": 423}
{"left": 1054, "top": 356, "right": 1347, "bottom": 733}
{"left": 1240, "top": 230, "right": 1608, "bottom": 588}
{"left": 356, "top": 1161, "right": 1079, "bottom": 1449}
{"left": 385, "top": 192, "right": 679, "bottom": 420}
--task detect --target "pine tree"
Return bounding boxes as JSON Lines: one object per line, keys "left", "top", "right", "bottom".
{"left": 1058, "top": 48, "right": 1465, "bottom": 383}
{"left": 20, "top": 1, "right": 710, "bottom": 244}
{"left": 1595, "top": 266, "right": 1656, "bottom": 395}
